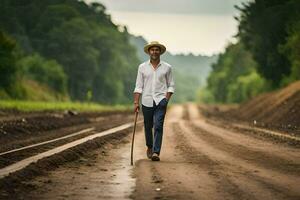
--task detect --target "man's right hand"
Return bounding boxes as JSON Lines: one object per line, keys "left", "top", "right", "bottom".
{"left": 134, "top": 103, "right": 140, "bottom": 113}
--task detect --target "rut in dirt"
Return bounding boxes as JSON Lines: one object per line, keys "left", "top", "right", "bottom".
{"left": 0, "top": 103, "right": 299, "bottom": 200}
{"left": 132, "top": 104, "right": 300, "bottom": 200}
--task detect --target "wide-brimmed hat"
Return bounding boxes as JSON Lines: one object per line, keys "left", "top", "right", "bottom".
{"left": 144, "top": 41, "right": 166, "bottom": 55}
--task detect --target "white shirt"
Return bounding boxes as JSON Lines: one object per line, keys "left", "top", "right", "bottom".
{"left": 133, "top": 60, "right": 175, "bottom": 107}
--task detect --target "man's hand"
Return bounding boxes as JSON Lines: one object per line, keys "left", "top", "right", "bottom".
{"left": 134, "top": 103, "right": 140, "bottom": 113}
{"left": 133, "top": 93, "right": 141, "bottom": 113}
{"left": 166, "top": 92, "right": 173, "bottom": 102}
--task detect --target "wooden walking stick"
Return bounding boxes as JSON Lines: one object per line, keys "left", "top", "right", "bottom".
{"left": 131, "top": 111, "right": 139, "bottom": 165}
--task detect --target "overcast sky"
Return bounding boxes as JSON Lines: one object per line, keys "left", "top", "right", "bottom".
{"left": 85, "top": 0, "right": 250, "bottom": 55}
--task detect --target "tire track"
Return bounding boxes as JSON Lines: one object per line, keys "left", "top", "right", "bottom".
{"left": 196, "top": 104, "right": 300, "bottom": 146}
{"left": 172, "top": 122, "right": 259, "bottom": 200}
{"left": 133, "top": 105, "right": 222, "bottom": 200}
{"left": 176, "top": 119, "right": 300, "bottom": 199}
{"left": 187, "top": 121, "right": 300, "bottom": 175}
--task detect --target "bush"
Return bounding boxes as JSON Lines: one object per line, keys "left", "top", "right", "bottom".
{"left": 203, "top": 42, "right": 270, "bottom": 103}
{"left": 18, "top": 54, "right": 67, "bottom": 94}
{"left": 227, "top": 71, "right": 269, "bottom": 103}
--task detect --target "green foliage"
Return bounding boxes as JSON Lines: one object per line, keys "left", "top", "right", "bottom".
{"left": 0, "top": 31, "right": 17, "bottom": 89}
{"left": 21, "top": 79, "right": 62, "bottom": 101}
{"left": 173, "top": 72, "right": 199, "bottom": 102}
{"left": 200, "top": 43, "right": 270, "bottom": 103}
{"left": 0, "top": 30, "right": 27, "bottom": 99}
{"left": 43, "top": 17, "right": 99, "bottom": 100}
{"left": 0, "top": 0, "right": 139, "bottom": 104}
{"left": 0, "top": 100, "right": 130, "bottom": 112}
{"left": 227, "top": 71, "right": 269, "bottom": 103}
{"left": 236, "top": 0, "right": 300, "bottom": 87}
{"left": 18, "top": 54, "right": 67, "bottom": 94}
{"left": 197, "top": 87, "right": 215, "bottom": 103}
{"left": 202, "top": 0, "right": 300, "bottom": 104}
{"left": 279, "top": 20, "right": 300, "bottom": 86}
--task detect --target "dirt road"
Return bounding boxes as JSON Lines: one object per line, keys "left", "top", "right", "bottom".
{"left": 1, "top": 104, "right": 299, "bottom": 199}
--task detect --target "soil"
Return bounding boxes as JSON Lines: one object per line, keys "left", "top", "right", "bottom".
{"left": 201, "top": 81, "right": 300, "bottom": 135}
{"left": 0, "top": 110, "right": 132, "bottom": 164}
{"left": 0, "top": 82, "right": 299, "bottom": 199}
{"left": 0, "top": 103, "right": 299, "bottom": 200}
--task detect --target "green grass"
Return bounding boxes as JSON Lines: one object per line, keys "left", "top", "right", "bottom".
{"left": 0, "top": 100, "right": 131, "bottom": 112}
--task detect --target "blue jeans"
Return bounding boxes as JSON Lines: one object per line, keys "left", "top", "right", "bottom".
{"left": 142, "top": 98, "right": 168, "bottom": 155}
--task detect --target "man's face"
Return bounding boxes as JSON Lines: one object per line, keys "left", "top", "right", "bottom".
{"left": 148, "top": 46, "right": 161, "bottom": 60}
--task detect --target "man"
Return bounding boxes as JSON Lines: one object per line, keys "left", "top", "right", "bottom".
{"left": 133, "top": 41, "right": 175, "bottom": 161}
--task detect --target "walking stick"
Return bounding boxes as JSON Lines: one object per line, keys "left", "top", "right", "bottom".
{"left": 131, "top": 111, "right": 139, "bottom": 165}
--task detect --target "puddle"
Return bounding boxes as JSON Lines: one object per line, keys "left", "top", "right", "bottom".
{"left": 110, "top": 148, "right": 136, "bottom": 199}
{"left": 96, "top": 143, "right": 136, "bottom": 199}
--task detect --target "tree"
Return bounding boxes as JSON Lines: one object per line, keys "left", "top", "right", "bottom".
{"left": 0, "top": 0, "right": 140, "bottom": 103}
{"left": 236, "top": 0, "right": 300, "bottom": 87}
{"left": 279, "top": 19, "right": 300, "bottom": 86}
{"left": 203, "top": 42, "right": 269, "bottom": 103}
{"left": 0, "top": 31, "right": 17, "bottom": 89}
{"left": 18, "top": 54, "right": 67, "bottom": 94}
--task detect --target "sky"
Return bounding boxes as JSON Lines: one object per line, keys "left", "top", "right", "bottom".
{"left": 84, "top": 0, "right": 250, "bottom": 56}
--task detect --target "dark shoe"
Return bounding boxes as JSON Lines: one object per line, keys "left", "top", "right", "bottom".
{"left": 151, "top": 153, "right": 160, "bottom": 161}
{"left": 147, "top": 148, "right": 152, "bottom": 159}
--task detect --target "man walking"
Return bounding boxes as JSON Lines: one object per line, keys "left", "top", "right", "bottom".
{"left": 133, "top": 41, "right": 175, "bottom": 161}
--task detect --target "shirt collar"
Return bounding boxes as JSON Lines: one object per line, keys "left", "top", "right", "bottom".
{"left": 148, "top": 59, "right": 162, "bottom": 67}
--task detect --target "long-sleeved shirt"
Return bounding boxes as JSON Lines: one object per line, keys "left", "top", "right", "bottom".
{"left": 133, "top": 60, "right": 175, "bottom": 107}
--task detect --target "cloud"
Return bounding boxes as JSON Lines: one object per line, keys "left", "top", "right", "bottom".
{"left": 85, "top": 0, "right": 249, "bottom": 15}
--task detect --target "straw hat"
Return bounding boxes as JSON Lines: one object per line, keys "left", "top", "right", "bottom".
{"left": 144, "top": 41, "right": 166, "bottom": 55}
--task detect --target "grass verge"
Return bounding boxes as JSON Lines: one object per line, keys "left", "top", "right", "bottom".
{"left": 0, "top": 100, "right": 131, "bottom": 112}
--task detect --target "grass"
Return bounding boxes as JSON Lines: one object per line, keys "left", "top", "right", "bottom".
{"left": 0, "top": 100, "right": 131, "bottom": 112}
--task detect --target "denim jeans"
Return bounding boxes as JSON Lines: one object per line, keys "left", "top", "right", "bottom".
{"left": 142, "top": 98, "right": 168, "bottom": 155}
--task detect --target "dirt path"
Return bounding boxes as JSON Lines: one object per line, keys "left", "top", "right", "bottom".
{"left": 132, "top": 104, "right": 300, "bottom": 200}
{"left": 2, "top": 104, "right": 299, "bottom": 199}
{"left": 22, "top": 138, "right": 136, "bottom": 200}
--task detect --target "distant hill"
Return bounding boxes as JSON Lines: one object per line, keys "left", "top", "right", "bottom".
{"left": 129, "top": 35, "right": 218, "bottom": 102}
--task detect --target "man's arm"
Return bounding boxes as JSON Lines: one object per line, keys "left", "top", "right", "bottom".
{"left": 133, "top": 65, "right": 143, "bottom": 112}
{"left": 166, "top": 66, "right": 175, "bottom": 101}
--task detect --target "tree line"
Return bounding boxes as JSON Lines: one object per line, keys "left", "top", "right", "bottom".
{"left": 200, "top": 0, "right": 300, "bottom": 103}
{"left": 0, "top": 0, "right": 139, "bottom": 104}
